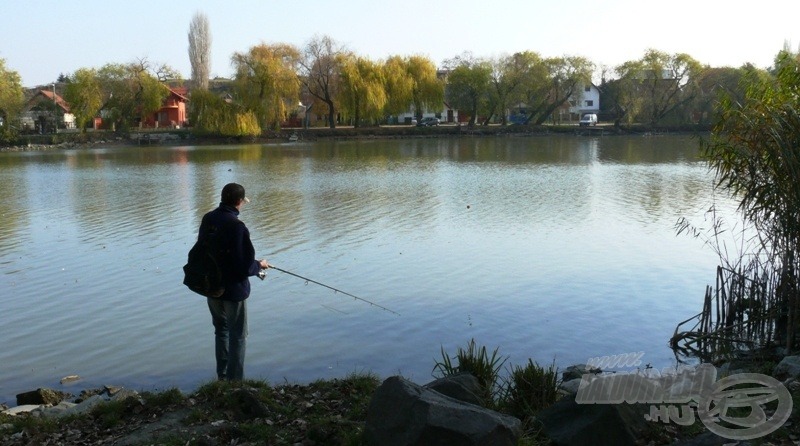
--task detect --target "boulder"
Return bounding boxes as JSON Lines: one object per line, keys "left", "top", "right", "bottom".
{"left": 365, "top": 376, "right": 520, "bottom": 446}
{"left": 230, "top": 388, "right": 270, "bottom": 420}
{"left": 773, "top": 356, "right": 800, "bottom": 381}
{"left": 62, "top": 394, "right": 106, "bottom": 417}
{"left": 562, "top": 364, "right": 601, "bottom": 382}
{"left": 536, "top": 395, "right": 648, "bottom": 446}
{"left": 16, "top": 388, "right": 67, "bottom": 406}
{"left": 674, "top": 431, "right": 730, "bottom": 446}
{"left": 423, "top": 373, "right": 485, "bottom": 406}
{"left": 2, "top": 405, "right": 42, "bottom": 416}
{"left": 559, "top": 378, "right": 584, "bottom": 394}
{"left": 40, "top": 401, "right": 78, "bottom": 418}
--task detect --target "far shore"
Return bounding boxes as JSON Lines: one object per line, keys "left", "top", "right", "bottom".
{"left": 0, "top": 122, "right": 711, "bottom": 152}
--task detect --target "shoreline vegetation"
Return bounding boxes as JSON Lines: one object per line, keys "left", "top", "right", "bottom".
{"left": 0, "top": 123, "right": 712, "bottom": 152}
{"left": 3, "top": 338, "right": 800, "bottom": 445}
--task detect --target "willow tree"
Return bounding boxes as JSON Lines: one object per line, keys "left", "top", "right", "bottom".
{"left": 63, "top": 68, "right": 103, "bottom": 132}
{"left": 188, "top": 11, "right": 211, "bottom": 90}
{"left": 704, "top": 50, "right": 800, "bottom": 347}
{"left": 405, "top": 56, "right": 443, "bottom": 121}
{"left": 382, "top": 55, "right": 414, "bottom": 117}
{"left": 189, "top": 88, "right": 260, "bottom": 137}
{"left": 231, "top": 43, "right": 301, "bottom": 131}
{"left": 382, "top": 55, "right": 443, "bottom": 121}
{"left": 338, "top": 54, "right": 386, "bottom": 127}
{"left": 0, "top": 58, "right": 24, "bottom": 140}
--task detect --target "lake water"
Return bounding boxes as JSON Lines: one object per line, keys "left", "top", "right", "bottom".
{"left": 0, "top": 134, "right": 738, "bottom": 404}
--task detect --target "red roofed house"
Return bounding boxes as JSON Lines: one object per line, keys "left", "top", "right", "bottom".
{"left": 22, "top": 89, "right": 76, "bottom": 133}
{"left": 143, "top": 87, "right": 189, "bottom": 128}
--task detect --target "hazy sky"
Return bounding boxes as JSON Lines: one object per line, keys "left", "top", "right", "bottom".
{"left": 3, "top": 0, "right": 798, "bottom": 87}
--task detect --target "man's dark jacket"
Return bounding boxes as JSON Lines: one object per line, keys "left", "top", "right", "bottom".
{"left": 198, "top": 204, "right": 260, "bottom": 301}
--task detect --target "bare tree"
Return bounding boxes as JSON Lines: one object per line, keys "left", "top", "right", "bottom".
{"left": 299, "top": 35, "right": 345, "bottom": 128}
{"left": 188, "top": 12, "right": 211, "bottom": 90}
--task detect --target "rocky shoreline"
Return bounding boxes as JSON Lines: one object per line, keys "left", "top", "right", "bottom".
{"left": 3, "top": 351, "right": 800, "bottom": 445}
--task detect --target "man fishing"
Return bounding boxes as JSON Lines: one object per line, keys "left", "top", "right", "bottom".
{"left": 197, "top": 183, "right": 269, "bottom": 381}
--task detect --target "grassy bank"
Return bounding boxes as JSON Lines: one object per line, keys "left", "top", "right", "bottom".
{"left": 4, "top": 338, "right": 798, "bottom": 445}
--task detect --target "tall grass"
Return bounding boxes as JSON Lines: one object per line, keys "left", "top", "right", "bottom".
{"left": 432, "top": 338, "right": 507, "bottom": 405}
{"left": 432, "top": 338, "right": 561, "bottom": 423}
{"left": 499, "top": 359, "right": 560, "bottom": 420}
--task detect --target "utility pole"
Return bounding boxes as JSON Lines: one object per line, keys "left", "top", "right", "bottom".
{"left": 52, "top": 83, "right": 58, "bottom": 134}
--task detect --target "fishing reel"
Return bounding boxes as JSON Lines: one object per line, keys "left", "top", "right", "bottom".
{"left": 258, "top": 268, "right": 267, "bottom": 280}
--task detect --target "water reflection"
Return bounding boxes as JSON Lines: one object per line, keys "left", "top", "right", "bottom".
{"left": 0, "top": 134, "right": 732, "bottom": 404}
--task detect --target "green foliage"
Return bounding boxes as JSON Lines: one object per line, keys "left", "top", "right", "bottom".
{"left": 191, "top": 375, "right": 376, "bottom": 444}
{"left": 431, "top": 340, "right": 564, "bottom": 446}
{"left": 2, "top": 412, "right": 60, "bottom": 435}
{"left": 499, "top": 359, "right": 560, "bottom": 420}
{"left": 62, "top": 68, "right": 103, "bottom": 132}
{"left": 444, "top": 55, "right": 493, "bottom": 127}
{"left": 432, "top": 338, "right": 507, "bottom": 404}
{"left": 705, "top": 51, "right": 800, "bottom": 244}
{"left": 405, "top": 56, "right": 445, "bottom": 117}
{"left": 90, "top": 399, "right": 130, "bottom": 428}
{"left": 141, "top": 387, "right": 185, "bottom": 407}
{"left": 613, "top": 49, "right": 702, "bottom": 126}
{"left": 195, "top": 378, "right": 271, "bottom": 408}
{"left": 97, "top": 61, "right": 169, "bottom": 131}
{"left": 232, "top": 43, "right": 301, "bottom": 130}
{"left": 702, "top": 50, "right": 800, "bottom": 347}
{"left": 189, "top": 89, "right": 262, "bottom": 137}
{"left": 338, "top": 54, "right": 387, "bottom": 127}
{"left": 0, "top": 58, "right": 25, "bottom": 142}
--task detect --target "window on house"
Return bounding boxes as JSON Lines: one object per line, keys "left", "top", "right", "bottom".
{"left": 585, "top": 100, "right": 593, "bottom": 107}
{"left": 585, "top": 86, "right": 591, "bottom": 92}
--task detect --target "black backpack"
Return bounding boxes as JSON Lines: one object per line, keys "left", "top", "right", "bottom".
{"left": 183, "top": 229, "right": 225, "bottom": 298}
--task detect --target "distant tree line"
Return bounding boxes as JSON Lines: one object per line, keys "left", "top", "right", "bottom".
{"left": 0, "top": 12, "right": 794, "bottom": 142}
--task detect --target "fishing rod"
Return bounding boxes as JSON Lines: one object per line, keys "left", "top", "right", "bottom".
{"left": 262, "top": 265, "right": 400, "bottom": 316}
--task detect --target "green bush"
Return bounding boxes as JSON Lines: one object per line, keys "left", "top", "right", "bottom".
{"left": 499, "top": 359, "right": 559, "bottom": 420}
{"left": 432, "top": 338, "right": 507, "bottom": 405}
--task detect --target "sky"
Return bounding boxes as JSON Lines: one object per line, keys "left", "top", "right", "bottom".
{"left": 2, "top": 0, "right": 799, "bottom": 87}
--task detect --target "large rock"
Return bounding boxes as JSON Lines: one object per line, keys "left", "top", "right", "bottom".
{"left": 562, "top": 364, "right": 601, "bottom": 382}
{"left": 230, "top": 388, "right": 270, "bottom": 419}
{"left": 423, "top": 373, "right": 485, "bottom": 406}
{"left": 365, "top": 376, "right": 520, "bottom": 446}
{"left": 16, "top": 388, "right": 67, "bottom": 406}
{"left": 536, "top": 395, "right": 648, "bottom": 446}
{"left": 773, "top": 355, "right": 800, "bottom": 381}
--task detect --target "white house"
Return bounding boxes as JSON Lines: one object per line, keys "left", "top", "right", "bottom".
{"left": 568, "top": 83, "right": 600, "bottom": 120}
{"left": 394, "top": 102, "right": 459, "bottom": 125}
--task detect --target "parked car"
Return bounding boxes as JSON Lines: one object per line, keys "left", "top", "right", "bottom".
{"left": 579, "top": 113, "right": 598, "bottom": 127}
{"left": 417, "top": 117, "right": 440, "bottom": 127}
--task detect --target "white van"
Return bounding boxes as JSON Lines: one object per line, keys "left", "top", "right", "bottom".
{"left": 579, "top": 113, "right": 598, "bottom": 127}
